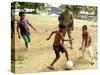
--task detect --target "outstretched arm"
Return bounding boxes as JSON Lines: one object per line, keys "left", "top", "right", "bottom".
{"left": 47, "top": 31, "right": 56, "bottom": 40}
{"left": 27, "top": 20, "right": 37, "bottom": 31}
{"left": 60, "top": 33, "right": 74, "bottom": 41}
{"left": 64, "top": 38, "right": 74, "bottom": 41}
{"left": 79, "top": 37, "right": 85, "bottom": 50}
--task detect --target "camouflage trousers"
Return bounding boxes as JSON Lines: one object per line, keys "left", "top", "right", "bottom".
{"left": 63, "top": 26, "right": 72, "bottom": 38}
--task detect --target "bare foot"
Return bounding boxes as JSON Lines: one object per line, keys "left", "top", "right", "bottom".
{"left": 47, "top": 66, "right": 55, "bottom": 70}
{"left": 69, "top": 46, "right": 73, "bottom": 49}
{"left": 79, "top": 48, "right": 82, "bottom": 51}
{"left": 90, "top": 59, "right": 95, "bottom": 65}
{"left": 70, "top": 47, "right": 73, "bottom": 49}
{"left": 79, "top": 56, "right": 84, "bottom": 59}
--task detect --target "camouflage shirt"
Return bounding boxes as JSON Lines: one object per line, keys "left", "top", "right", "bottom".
{"left": 59, "top": 11, "right": 73, "bottom": 27}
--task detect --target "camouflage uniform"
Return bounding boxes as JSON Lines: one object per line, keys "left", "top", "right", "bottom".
{"left": 58, "top": 6, "right": 74, "bottom": 48}
{"left": 59, "top": 10, "right": 73, "bottom": 36}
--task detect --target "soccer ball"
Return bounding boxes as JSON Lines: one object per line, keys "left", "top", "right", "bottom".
{"left": 65, "top": 60, "right": 73, "bottom": 70}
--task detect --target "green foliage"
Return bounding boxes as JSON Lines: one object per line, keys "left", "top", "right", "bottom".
{"left": 12, "top": 2, "right": 45, "bottom": 13}
{"left": 59, "top": 5, "right": 66, "bottom": 11}
{"left": 18, "top": 2, "right": 34, "bottom": 9}
{"left": 11, "top": 2, "right": 97, "bottom": 16}
{"left": 59, "top": 5, "right": 97, "bottom": 16}
{"left": 11, "top": 2, "right": 20, "bottom": 9}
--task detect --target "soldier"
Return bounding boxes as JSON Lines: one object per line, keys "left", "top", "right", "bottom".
{"left": 58, "top": 5, "right": 74, "bottom": 49}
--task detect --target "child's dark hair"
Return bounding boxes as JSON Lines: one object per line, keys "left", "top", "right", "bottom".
{"left": 82, "top": 25, "right": 87, "bottom": 30}
{"left": 19, "top": 11, "right": 25, "bottom": 16}
{"left": 59, "top": 24, "right": 66, "bottom": 29}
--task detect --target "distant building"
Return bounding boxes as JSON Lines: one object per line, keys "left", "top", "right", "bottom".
{"left": 51, "top": 7, "right": 61, "bottom": 14}
{"left": 77, "top": 10, "right": 96, "bottom": 20}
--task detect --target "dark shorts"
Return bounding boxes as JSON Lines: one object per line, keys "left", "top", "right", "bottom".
{"left": 53, "top": 44, "right": 66, "bottom": 56}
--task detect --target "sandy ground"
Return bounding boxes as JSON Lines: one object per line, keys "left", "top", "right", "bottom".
{"left": 11, "top": 14, "right": 97, "bottom": 73}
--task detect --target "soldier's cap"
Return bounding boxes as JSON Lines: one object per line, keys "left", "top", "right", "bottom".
{"left": 65, "top": 5, "right": 71, "bottom": 9}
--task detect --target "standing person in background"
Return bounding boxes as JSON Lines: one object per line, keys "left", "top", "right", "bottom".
{"left": 58, "top": 5, "right": 74, "bottom": 49}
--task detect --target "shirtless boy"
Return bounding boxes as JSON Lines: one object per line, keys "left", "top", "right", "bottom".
{"left": 47, "top": 24, "right": 73, "bottom": 69}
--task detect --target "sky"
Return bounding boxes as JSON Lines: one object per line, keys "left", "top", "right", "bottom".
{"left": 50, "top": 3, "right": 61, "bottom": 7}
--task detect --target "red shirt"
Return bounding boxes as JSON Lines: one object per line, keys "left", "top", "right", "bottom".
{"left": 82, "top": 32, "right": 92, "bottom": 47}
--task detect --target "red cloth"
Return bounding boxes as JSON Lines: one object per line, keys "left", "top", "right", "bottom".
{"left": 82, "top": 32, "right": 92, "bottom": 47}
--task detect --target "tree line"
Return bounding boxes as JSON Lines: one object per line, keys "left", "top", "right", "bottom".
{"left": 11, "top": 2, "right": 97, "bottom": 16}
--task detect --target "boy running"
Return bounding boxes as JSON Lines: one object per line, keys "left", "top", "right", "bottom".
{"left": 47, "top": 24, "right": 73, "bottom": 69}
{"left": 17, "top": 11, "right": 37, "bottom": 48}
{"left": 79, "top": 25, "right": 95, "bottom": 65}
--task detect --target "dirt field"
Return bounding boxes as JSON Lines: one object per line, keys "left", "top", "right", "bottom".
{"left": 12, "top": 14, "right": 97, "bottom": 73}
